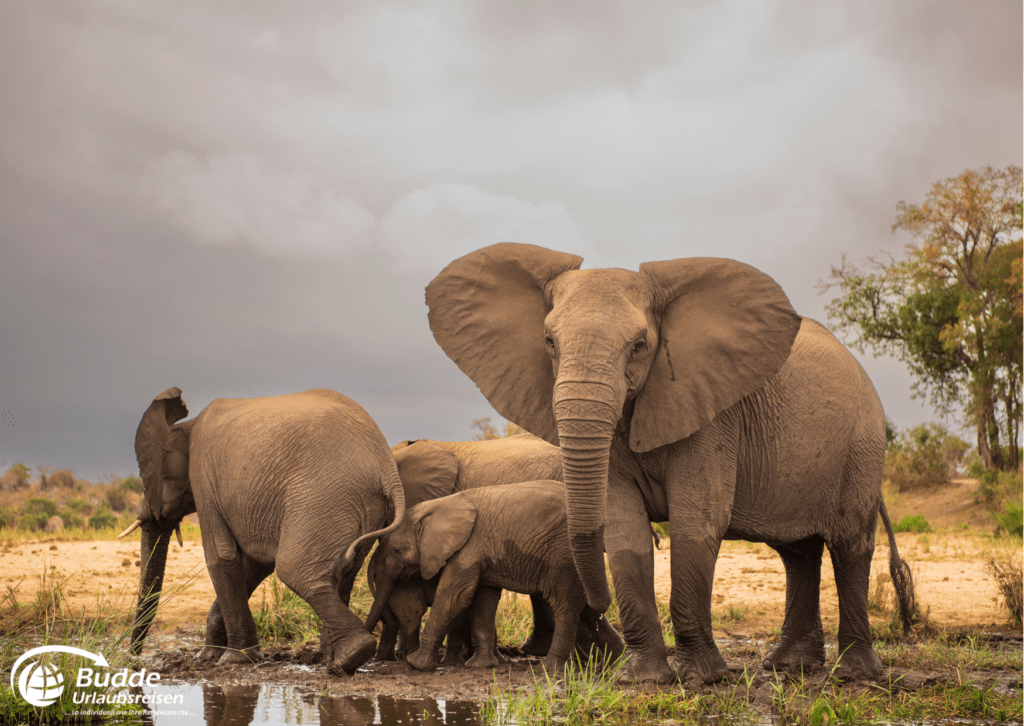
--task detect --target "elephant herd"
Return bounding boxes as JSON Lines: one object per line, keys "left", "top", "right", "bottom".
{"left": 121, "top": 243, "right": 915, "bottom": 684}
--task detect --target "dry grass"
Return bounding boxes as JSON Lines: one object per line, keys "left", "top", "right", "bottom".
{"left": 985, "top": 557, "right": 1023, "bottom": 627}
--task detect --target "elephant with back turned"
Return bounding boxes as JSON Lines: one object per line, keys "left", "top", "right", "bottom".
{"left": 122, "top": 387, "right": 405, "bottom": 675}
{"left": 425, "top": 243, "right": 914, "bottom": 684}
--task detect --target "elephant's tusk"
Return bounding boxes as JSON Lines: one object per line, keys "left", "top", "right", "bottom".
{"left": 117, "top": 519, "right": 142, "bottom": 539}
{"left": 174, "top": 524, "right": 183, "bottom": 548}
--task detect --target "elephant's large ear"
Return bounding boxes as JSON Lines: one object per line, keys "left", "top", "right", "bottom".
{"left": 632, "top": 259, "right": 801, "bottom": 452}
{"left": 426, "top": 243, "right": 583, "bottom": 446}
{"left": 415, "top": 494, "right": 477, "bottom": 580}
{"left": 393, "top": 441, "right": 459, "bottom": 509}
{"left": 134, "top": 388, "right": 189, "bottom": 519}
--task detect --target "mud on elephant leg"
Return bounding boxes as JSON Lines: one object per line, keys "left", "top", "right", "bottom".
{"left": 575, "top": 607, "right": 626, "bottom": 665}
{"left": 763, "top": 537, "right": 826, "bottom": 674}
{"left": 465, "top": 586, "right": 507, "bottom": 669}
{"left": 829, "top": 539, "right": 883, "bottom": 679}
{"left": 199, "top": 556, "right": 274, "bottom": 663}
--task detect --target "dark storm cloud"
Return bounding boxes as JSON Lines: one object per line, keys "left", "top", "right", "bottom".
{"left": 1, "top": 0, "right": 1020, "bottom": 479}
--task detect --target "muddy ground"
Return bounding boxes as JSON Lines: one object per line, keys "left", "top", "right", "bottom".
{"left": 3, "top": 478, "right": 1022, "bottom": 706}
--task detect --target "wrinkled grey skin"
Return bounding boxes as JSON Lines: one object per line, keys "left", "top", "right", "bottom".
{"left": 130, "top": 388, "right": 405, "bottom": 676}
{"left": 425, "top": 243, "right": 915, "bottom": 684}
{"left": 372, "top": 435, "right": 564, "bottom": 661}
{"left": 365, "top": 481, "right": 624, "bottom": 674}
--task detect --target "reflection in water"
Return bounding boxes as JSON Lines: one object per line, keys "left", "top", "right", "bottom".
{"left": 149, "top": 683, "right": 483, "bottom": 725}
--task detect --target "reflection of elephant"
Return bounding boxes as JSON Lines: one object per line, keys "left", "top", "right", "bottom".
{"left": 365, "top": 481, "right": 622, "bottom": 674}
{"left": 425, "top": 243, "right": 915, "bottom": 683}
{"left": 373, "top": 435, "right": 564, "bottom": 661}
{"left": 202, "top": 683, "right": 260, "bottom": 726}
{"left": 121, "top": 388, "right": 405, "bottom": 675}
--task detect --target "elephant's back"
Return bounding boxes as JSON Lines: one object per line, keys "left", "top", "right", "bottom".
{"left": 438, "top": 434, "right": 564, "bottom": 489}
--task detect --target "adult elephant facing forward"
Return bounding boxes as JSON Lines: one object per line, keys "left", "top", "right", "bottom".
{"left": 425, "top": 243, "right": 914, "bottom": 684}
{"left": 122, "top": 388, "right": 405, "bottom": 675}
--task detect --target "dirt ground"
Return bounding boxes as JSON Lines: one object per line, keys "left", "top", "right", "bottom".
{"left": 2, "top": 478, "right": 1021, "bottom": 703}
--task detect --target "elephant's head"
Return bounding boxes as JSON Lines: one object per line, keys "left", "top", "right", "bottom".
{"left": 425, "top": 243, "right": 801, "bottom": 611}
{"left": 363, "top": 494, "right": 477, "bottom": 633}
{"left": 120, "top": 387, "right": 196, "bottom": 655}
{"left": 391, "top": 441, "right": 459, "bottom": 510}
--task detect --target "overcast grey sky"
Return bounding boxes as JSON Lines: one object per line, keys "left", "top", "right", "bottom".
{"left": 2, "top": 0, "right": 1021, "bottom": 481}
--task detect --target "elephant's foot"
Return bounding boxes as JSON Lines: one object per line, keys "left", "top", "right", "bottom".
{"left": 466, "top": 648, "right": 507, "bottom": 669}
{"left": 763, "top": 634, "right": 825, "bottom": 674}
{"left": 614, "top": 650, "right": 675, "bottom": 685}
{"left": 832, "top": 643, "right": 883, "bottom": 680}
{"left": 673, "top": 647, "right": 728, "bottom": 684}
{"left": 540, "top": 654, "right": 567, "bottom": 677}
{"left": 520, "top": 630, "right": 553, "bottom": 657}
{"left": 375, "top": 642, "right": 398, "bottom": 662}
{"left": 327, "top": 631, "right": 376, "bottom": 676}
{"left": 406, "top": 647, "right": 439, "bottom": 672}
{"left": 441, "top": 646, "right": 466, "bottom": 666}
{"left": 218, "top": 645, "right": 263, "bottom": 665}
{"left": 196, "top": 646, "right": 223, "bottom": 663}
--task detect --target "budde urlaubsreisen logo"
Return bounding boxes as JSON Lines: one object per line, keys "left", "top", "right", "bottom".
{"left": 11, "top": 646, "right": 109, "bottom": 707}
{"left": 10, "top": 645, "right": 182, "bottom": 711}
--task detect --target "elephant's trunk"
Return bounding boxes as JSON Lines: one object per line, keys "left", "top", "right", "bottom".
{"left": 364, "top": 574, "right": 396, "bottom": 633}
{"left": 554, "top": 377, "right": 622, "bottom": 613}
{"left": 130, "top": 522, "right": 172, "bottom": 655}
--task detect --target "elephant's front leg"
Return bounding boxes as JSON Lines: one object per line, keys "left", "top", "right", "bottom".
{"left": 605, "top": 484, "right": 675, "bottom": 685}
{"left": 407, "top": 561, "right": 479, "bottom": 672}
{"left": 665, "top": 424, "right": 738, "bottom": 684}
{"left": 199, "top": 555, "right": 274, "bottom": 663}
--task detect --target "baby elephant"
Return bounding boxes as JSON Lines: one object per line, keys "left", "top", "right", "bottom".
{"left": 364, "top": 480, "right": 613, "bottom": 673}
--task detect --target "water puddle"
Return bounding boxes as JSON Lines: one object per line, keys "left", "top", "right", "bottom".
{"left": 139, "top": 683, "right": 481, "bottom": 725}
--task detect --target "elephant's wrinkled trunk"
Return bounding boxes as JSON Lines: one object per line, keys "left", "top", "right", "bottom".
{"left": 554, "top": 377, "right": 621, "bottom": 613}
{"left": 130, "top": 523, "right": 172, "bottom": 656}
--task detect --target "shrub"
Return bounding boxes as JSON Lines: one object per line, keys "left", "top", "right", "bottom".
{"left": 56, "top": 507, "right": 84, "bottom": 529}
{"left": 64, "top": 498, "right": 94, "bottom": 516}
{"left": 972, "top": 466, "right": 1023, "bottom": 509}
{"left": 16, "top": 514, "right": 46, "bottom": 531}
{"left": 0, "top": 464, "right": 31, "bottom": 491}
{"left": 120, "top": 476, "right": 142, "bottom": 493}
{"left": 993, "top": 501, "right": 1023, "bottom": 538}
{"left": 49, "top": 470, "right": 75, "bottom": 489}
{"left": 24, "top": 498, "right": 58, "bottom": 518}
{"left": 88, "top": 506, "right": 118, "bottom": 530}
{"left": 105, "top": 488, "right": 127, "bottom": 513}
{"left": 884, "top": 423, "right": 971, "bottom": 490}
{"left": 893, "top": 514, "right": 932, "bottom": 533}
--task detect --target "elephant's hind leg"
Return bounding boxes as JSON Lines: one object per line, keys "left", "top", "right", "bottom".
{"left": 520, "top": 595, "right": 555, "bottom": 656}
{"left": 828, "top": 538, "right": 883, "bottom": 678}
{"left": 763, "top": 537, "right": 826, "bottom": 674}
{"left": 198, "top": 556, "right": 274, "bottom": 663}
{"left": 203, "top": 522, "right": 263, "bottom": 664}
{"left": 276, "top": 559, "right": 375, "bottom": 676}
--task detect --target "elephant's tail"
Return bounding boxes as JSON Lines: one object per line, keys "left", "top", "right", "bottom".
{"left": 331, "top": 465, "right": 407, "bottom": 593}
{"left": 879, "top": 500, "right": 916, "bottom": 637}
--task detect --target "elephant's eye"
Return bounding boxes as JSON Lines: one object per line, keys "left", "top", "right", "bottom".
{"left": 544, "top": 334, "right": 556, "bottom": 351}
{"left": 631, "top": 340, "right": 646, "bottom": 355}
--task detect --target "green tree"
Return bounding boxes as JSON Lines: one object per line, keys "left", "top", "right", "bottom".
{"left": 821, "top": 165, "right": 1022, "bottom": 470}
{"left": 471, "top": 417, "right": 524, "bottom": 440}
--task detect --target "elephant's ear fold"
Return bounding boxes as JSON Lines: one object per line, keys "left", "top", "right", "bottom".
{"left": 134, "top": 388, "right": 189, "bottom": 520}
{"left": 632, "top": 259, "right": 801, "bottom": 452}
{"left": 393, "top": 441, "right": 459, "bottom": 509}
{"left": 426, "top": 243, "right": 583, "bottom": 446}
{"left": 416, "top": 494, "right": 477, "bottom": 580}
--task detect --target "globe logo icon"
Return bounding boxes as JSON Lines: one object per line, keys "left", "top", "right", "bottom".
{"left": 18, "top": 661, "right": 65, "bottom": 707}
